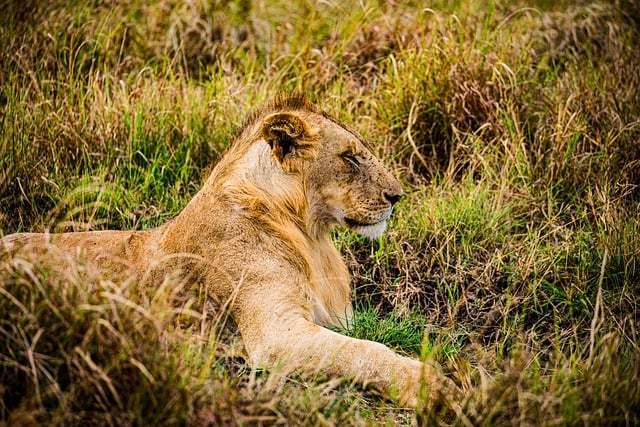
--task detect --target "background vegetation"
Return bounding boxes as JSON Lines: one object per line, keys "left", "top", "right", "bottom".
{"left": 1, "top": 0, "right": 639, "bottom": 425}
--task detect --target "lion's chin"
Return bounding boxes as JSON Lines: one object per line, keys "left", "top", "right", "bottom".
{"left": 345, "top": 219, "right": 387, "bottom": 240}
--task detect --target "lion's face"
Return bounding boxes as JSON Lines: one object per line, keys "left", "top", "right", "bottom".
{"left": 260, "top": 110, "right": 403, "bottom": 239}
{"left": 309, "top": 117, "right": 403, "bottom": 239}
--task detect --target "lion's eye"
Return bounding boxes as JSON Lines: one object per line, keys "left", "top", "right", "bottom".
{"left": 341, "top": 153, "right": 360, "bottom": 169}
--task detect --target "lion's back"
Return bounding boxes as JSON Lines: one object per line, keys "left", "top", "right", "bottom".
{"left": 1, "top": 230, "right": 153, "bottom": 275}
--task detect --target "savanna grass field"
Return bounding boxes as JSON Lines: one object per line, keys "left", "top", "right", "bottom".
{"left": 1, "top": 0, "right": 640, "bottom": 425}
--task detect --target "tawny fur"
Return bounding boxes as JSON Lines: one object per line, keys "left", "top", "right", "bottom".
{"left": 1, "top": 95, "right": 445, "bottom": 406}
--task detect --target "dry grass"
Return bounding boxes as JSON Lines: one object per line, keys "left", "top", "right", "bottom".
{"left": 1, "top": 0, "right": 639, "bottom": 425}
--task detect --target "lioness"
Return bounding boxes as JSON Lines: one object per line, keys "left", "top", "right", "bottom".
{"left": 1, "top": 95, "right": 442, "bottom": 407}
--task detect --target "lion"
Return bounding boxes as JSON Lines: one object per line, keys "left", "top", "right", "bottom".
{"left": 1, "top": 94, "right": 446, "bottom": 407}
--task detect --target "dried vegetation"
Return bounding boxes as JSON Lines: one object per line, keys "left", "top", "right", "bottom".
{"left": 1, "top": 0, "right": 639, "bottom": 425}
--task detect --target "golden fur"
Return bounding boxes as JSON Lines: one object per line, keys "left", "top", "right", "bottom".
{"left": 1, "top": 95, "right": 445, "bottom": 406}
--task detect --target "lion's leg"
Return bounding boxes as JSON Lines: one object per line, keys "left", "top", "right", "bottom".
{"left": 239, "top": 315, "right": 443, "bottom": 407}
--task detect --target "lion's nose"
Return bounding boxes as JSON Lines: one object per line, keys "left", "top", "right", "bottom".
{"left": 384, "top": 190, "right": 403, "bottom": 206}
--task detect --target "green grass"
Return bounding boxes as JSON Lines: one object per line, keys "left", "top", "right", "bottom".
{"left": 2, "top": 0, "right": 640, "bottom": 425}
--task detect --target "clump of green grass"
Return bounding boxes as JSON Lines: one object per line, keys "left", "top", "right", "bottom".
{"left": 2, "top": 0, "right": 640, "bottom": 425}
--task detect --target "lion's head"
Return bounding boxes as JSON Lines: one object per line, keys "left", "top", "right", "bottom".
{"left": 251, "top": 96, "right": 403, "bottom": 240}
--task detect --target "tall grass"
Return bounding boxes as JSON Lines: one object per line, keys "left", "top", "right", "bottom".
{"left": 1, "top": 0, "right": 639, "bottom": 424}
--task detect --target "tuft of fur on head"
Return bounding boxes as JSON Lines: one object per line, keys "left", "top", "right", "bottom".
{"left": 236, "top": 93, "right": 321, "bottom": 139}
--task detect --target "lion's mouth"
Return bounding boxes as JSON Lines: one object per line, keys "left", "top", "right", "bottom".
{"left": 344, "top": 217, "right": 379, "bottom": 228}
{"left": 343, "top": 217, "right": 389, "bottom": 240}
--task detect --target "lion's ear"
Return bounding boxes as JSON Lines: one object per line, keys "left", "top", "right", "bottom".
{"left": 261, "top": 112, "right": 318, "bottom": 171}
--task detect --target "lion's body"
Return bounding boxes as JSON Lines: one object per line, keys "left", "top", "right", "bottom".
{"left": 1, "top": 95, "right": 441, "bottom": 406}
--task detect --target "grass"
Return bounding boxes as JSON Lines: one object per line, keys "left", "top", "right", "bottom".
{"left": 1, "top": 0, "right": 640, "bottom": 425}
